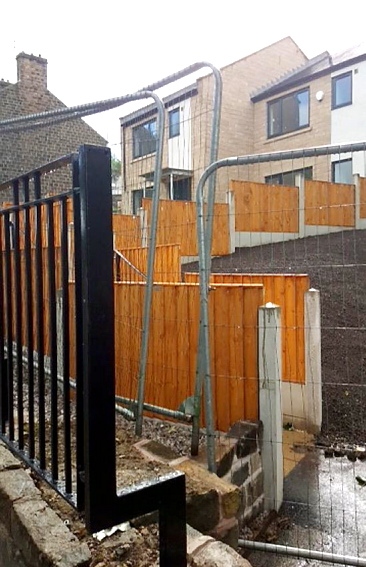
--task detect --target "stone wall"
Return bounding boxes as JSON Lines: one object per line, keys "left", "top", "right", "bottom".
{"left": 134, "top": 420, "right": 265, "bottom": 549}
{"left": 0, "top": 443, "right": 90, "bottom": 567}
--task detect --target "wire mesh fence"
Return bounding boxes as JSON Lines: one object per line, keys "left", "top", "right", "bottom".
{"left": 110, "top": 138, "right": 366, "bottom": 564}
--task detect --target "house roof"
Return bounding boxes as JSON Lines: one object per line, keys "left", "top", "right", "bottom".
{"left": 120, "top": 84, "right": 198, "bottom": 128}
{"left": 251, "top": 43, "right": 366, "bottom": 102}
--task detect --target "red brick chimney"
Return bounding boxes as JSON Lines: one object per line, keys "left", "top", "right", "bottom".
{"left": 16, "top": 52, "right": 48, "bottom": 90}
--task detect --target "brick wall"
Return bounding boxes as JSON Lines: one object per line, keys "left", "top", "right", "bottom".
{"left": 191, "top": 36, "right": 309, "bottom": 202}
{"left": 252, "top": 74, "right": 331, "bottom": 183}
{"left": 0, "top": 53, "right": 106, "bottom": 189}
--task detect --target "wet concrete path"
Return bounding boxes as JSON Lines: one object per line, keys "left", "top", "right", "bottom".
{"left": 247, "top": 451, "right": 366, "bottom": 566}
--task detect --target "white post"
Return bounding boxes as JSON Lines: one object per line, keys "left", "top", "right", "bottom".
{"left": 226, "top": 191, "right": 236, "bottom": 254}
{"left": 296, "top": 173, "right": 305, "bottom": 238}
{"left": 354, "top": 174, "right": 361, "bottom": 229}
{"left": 138, "top": 207, "right": 148, "bottom": 248}
{"left": 304, "top": 288, "right": 322, "bottom": 434}
{"left": 258, "top": 303, "right": 283, "bottom": 512}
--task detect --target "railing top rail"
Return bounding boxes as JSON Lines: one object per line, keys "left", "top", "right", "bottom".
{"left": 0, "top": 153, "right": 76, "bottom": 193}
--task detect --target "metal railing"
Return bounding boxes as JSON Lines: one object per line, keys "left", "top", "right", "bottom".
{"left": 0, "top": 145, "right": 186, "bottom": 566}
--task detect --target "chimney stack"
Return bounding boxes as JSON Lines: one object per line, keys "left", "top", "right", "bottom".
{"left": 16, "top": 52, "right": 48, "bottom": 90}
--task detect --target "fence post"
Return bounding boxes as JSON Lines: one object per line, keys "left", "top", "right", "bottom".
{"left": 226, "top": 190, "right": 236, "bottom": 254}
{"left": 296, "top": 173, "right": 305, "bottom": 238}
{"left": 78, "top": 145, "right": 117, "bottom": 532}
{"left": 258, "top": 302, "right": 283, "bottom": 512}
{"left": 354, "top": 174, "right": 361, "bottom": 229}
{"left": 304, "top": 288, "right": 322, "bottom": 434}
{"left": 138, "top": 207, "right": 148, "bottom": 248}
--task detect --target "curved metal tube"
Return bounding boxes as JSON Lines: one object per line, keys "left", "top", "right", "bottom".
{"left": 239, "top": 539, "right": 366, "bottom": 567}
{"left": 135, "top": 93, "right": 165, "bottom": 436}
{"left": 191, "top": 66, "right": 222, "bottom": 470}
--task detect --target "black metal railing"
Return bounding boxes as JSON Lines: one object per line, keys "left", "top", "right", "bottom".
{"left": 0, "top": 145, "right": 186, "bottom": 566}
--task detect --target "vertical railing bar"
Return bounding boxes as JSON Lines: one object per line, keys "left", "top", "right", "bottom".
{"left": 60, "top": 196, "right": 71, "bottom": 493}
{"left": 47, "top": 201, "right": 58, "bottom": 481}
{"left": 34, "top": 171, "right": 46, "bottom": 469}
{"left": 0, "top": 211, "right": 6, "bottom": 433}
{"left": 3, "top": 212, "right": 14, "bottom": 440}
{"left": 23, "top": 175, "right": 35, "bottom": 458}
{"left": 13, "top": 179, "right": 24, "bottom": 449}
{"left": 158, "top": 474, "right": 187, "bottom": 567}
{"left": 72, "top": 157, "right": 85, "bottom": 511}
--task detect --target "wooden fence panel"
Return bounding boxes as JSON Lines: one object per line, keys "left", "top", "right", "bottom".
{"left": 115, "top": 244, "right": 181, "bottom": 282}
{"left": 113, "top": 214, "right": 141, "bottom": 249}
{"left": 230, "top": 180, "right": 299, "bottom": 233}
{"left": 305, "top": 180, "right": 355, "bottom": 226}
{"left": 114, "top": 281, "right": 263, "bottom": 431}
{"left": 360, "top": 177, "right": 366, "bottom": 219}
{"left": 142, "top": 199, "right": 230, "bottom": 257}
{"left": 184, "top": 272, "right": 310, "bottom": 384}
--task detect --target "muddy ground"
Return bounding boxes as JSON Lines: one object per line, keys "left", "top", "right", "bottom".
{"left": 184, "top": 229, "right": 366, "bottom": 448}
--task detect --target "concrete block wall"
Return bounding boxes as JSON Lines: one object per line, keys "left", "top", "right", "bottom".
{"left": 216, "top": 422, "right": 265, "bottom": 523}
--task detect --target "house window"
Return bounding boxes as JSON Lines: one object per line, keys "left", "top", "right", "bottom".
{"left": 268, "top": 88, "right": 309, "bottom": 138}
{"left": 169, "top": 108, "right": 180, "bottom": 138}
{"left": 132, "top": 187, "right": 153, "bottom": 214}
{"left": 167, "top": 177, "right": 191, "bottom": 200}
{"left": 332, "top": 72, "right": 352, "bottom": 109}
{"left": 265, "top": 167, "right": 313, "bottom": 186}
{"left": 132, "top": 119, "right": 157, "bottom": 159}
{"left": 332, "top": 159, "right": 353, "bottom": 184}
{"left": 173, "top": 177, "right": 191, "bottom": 200}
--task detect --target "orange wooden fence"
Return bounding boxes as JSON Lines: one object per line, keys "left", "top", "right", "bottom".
{"left": 4, "top": 247, "right": 66, "bottom": 358}
{"left": 184, "top": 272, "right": 309, "bottom": 385}
{"left": 114, "top": 281, "right": 264, "bottom": 431}
{"left": 115, "top": 244, "right": 181, "bottom": 282}
{"left": 1, "top": 199, "right": 73, "bottom": 250}
{"left": 142, "top": 199, "right": 231, "bottom": 256}
{"left": 230, "top": 180, "right": 299, "bottom": 233}
{"left": 305, "top": 180, "right": 355, "bottom": 227}
{"left": 113, "top": 214, "right": 141, "bottom": 249}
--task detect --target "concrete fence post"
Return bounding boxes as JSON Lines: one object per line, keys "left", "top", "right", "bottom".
{"left": 304, "top": 288, "right": 322, "bottom": 434}
{"left": 296, "top": 173, "right": 305, "bottom": 238}
{"left": 226, "top": 191, "right": 236, "bottom": 254}
{"left": 138, "top": 207, "right": 148, "bottom": 248}
{"left": 258, "top": 302, "right": 283, "bottom": 512}
{"left": 354, "top": 174, "right": 362, "bottom": 229}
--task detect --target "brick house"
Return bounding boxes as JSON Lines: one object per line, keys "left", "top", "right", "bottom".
{"left": 251, "top": 43, "right": 366, "bottom": 185}
{"left": 119, "top": 37, "right": 308, "bottom": 214}
{"left": 0, "top": 52, "right": 106, "bottom": 187}
{"left": 119, "top": 38, "right": 366, "bottom": 215}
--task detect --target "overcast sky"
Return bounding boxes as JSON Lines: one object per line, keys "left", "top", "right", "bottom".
{"left": 1, "top": 0, "right": 365, "bottom": 156}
